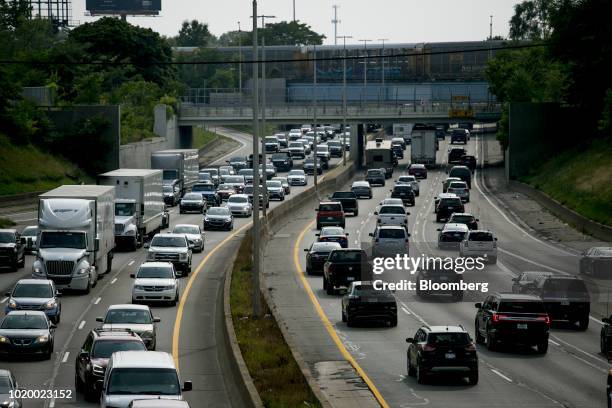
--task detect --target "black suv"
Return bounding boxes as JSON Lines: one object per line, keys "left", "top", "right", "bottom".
{"left": 323, "top": 249, "right": 370, "bottom": 295}
{"left": 474, "top": 293, "right": 550, "bottom": 353}
{"left": 0, "top": 229, "right": 25, "bottom": 271}
{"left": 600, "top": 316, "right": 612, "bottom": 360}
{"left": 329, "top": 192, "right": 359, "bottom": 216}
{"left": 390, "top": 185, "right": 415, "bottom": 206}
{"left": 406, "top": 325, "right": 478, "bottom": 385}
{"left": 415, "top": 266, "right": 464, "bottom": 301}
{"left": 436, "top": 196, "right": 464, "bottom": 222}
{"left": 74, "top": 329, "right": 147, "bottom": 400}
{"left": 448, "top": 147, "right": 466, "bottom": 165}
{"left": 530, "top": 276, "right": 590, "bottom": 330}
{"left": 365, "top": 169, "right": 386, "bottom": 186}
{"left": 341, "top": 281, "right": 397, "bottom": 327}
{"left": 271, "top": 153, "right": 293, "bottom": 172}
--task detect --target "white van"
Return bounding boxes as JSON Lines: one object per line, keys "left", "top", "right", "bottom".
{"left": 99, "top": 351, "right": 192, "bottom": 408}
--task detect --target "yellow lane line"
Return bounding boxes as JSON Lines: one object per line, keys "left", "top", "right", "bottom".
{"left": 172, "top": 222, "right": 252, "bottom": 370}
{"left": 293, "top": 219, "right": 391, "bottom": 408}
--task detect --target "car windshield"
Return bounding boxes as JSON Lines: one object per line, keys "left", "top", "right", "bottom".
{"left": 330, "top": 251, "right": 363, "bottom": 262}
{"left": 289, "top": 142, "right": 303, "bottom": 148}
{"left": 107, "top": 368, "right": 180, "bottom": 395}
{"left": 367, "top": 170, "right": 382, "bottom": 176}
{"left": 202, "top": 169, "right": 218, "bottom": 176}
{"left": 105, "top": 309, "right": 151, "bottom": 324}
{"left": 0, "top": 377, "right": 11, "bottom": 393}
{"left": 1, "top": 314, "right": 47, "bottom": 329}
{"left": 289, "top": 170, "right": 304, "bottom": 176}
{"left": 428, "top": 332, "right": 470, "bottom": 346}
{"left": 319, "top": 204, "right": 341, "bottom": 212}
{"left": 394, "top": 186, "right": 412, "bottom": 192}
{"left": 207, "top": 208, "right": 229, "bottom": 216}
{"left": 440, "top": 198, "right": 462, "bottom": 206}
{"left": 173, "top": 226, "right": 199, "bottom": 234}
{"left": 228, "top": 196, "right": 247, "bottom": 204}
{"left": 399, "top": 177, "right": 415, "bottom": 183}
{"left": 182, "top": 193, "right": 202, "bottom": 200}
{"left": 272, "top": 154, "right": 288, "bottom": 160}
{"left": 0, "top": 232, "right": 16, "bottom": 243}
{"left": 329, "top": 141, "right": 341, "bottom": 147}
{"left": 440, "top": 231, "right": 466, "bottom": 241}
{"left": 13, "top": 283, "right": 53, "bottom": 298}
{"left": 163, "top": 185, "right": 174, "bottom": 193}
{"left": 542, "top": 279, "right": 589, "bottom": 298}
{"left": 498, "top": 301, "right": 545, "bottom": 313}
{"left": 239, "top": 169, "right": 253, "bottom": 175}
{"left": 151, "top": 236, "right": 186, "bottom": 247}
{"left": 378, "top": 229, "right": 406, "bottom": 239}
{"left": 193, "top": 184, "right": 215, "bottom": 192}
{"left": 266, "top": 181, "right": 282, "bottom": 188}
{"left": 198, "top": 174, "right": 212, "bottom": 181}
{"left": 39, "top": 231, "right": 86, "bottom": 249}
{"left": 115, "top": 202, "right": 136, "bottom": 216}
{"left": 449, "top": 182, "right": 467, "bottom": 189}
{"left": 22, "top": 227, "right": 38, "bottom": 236}
{"left": 321, "top": 227, "right": 344, "bottom": 236}
{"left": 316, "top": 146, "right": 327, "bottom": 152}
{"left": 469, "top": 232, "right": 493, "bottom": 241}
{"left": 91, "top": 340, "right": 146, "bottom": 359}
{"left": 230, "top": 157, "right": 245, "bottom": 163}
{"left": 380, "top": 206, "right": 405, "bottom": 215}
{"left": 218, "top": 184, "right": 234, "bottom": 191}
{"left": 137, "top": 266, "right": 174, "bottom": 279}
{"left": 451, "top": 215, "right": 474, "bottom": 223}
{"left": 311, "top": 242, "right": 340, "bottom": 252}
{"left": 353, "top": 284, "right": 392, "bottom": 296}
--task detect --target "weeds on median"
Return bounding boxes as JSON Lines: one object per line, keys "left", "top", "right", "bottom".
{"left": 230, "top": 233, "right": 321, "bottom": 408}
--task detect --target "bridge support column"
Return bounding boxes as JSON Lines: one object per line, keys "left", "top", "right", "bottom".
{"left": 178, "top": 125, "right": 193, "bottom": 149}
{"left": 349, "top": 123, "right": 366, "bottom": 169}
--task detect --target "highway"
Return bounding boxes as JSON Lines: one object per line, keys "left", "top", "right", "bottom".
{"left": 268, "top": 133, "right": 608, "bottom": 408}
{"left": 0, "top": 127, "right": 347, "bottom": 407}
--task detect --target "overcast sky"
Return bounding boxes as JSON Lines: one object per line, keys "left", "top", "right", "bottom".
{"left": 71, "top": 0, "right": 518, "bottom": 45}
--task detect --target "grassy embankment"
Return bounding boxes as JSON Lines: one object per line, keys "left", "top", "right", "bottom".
{"left": 0, "top": 135, "right": 89, "bottom": 196}
{"left": 521, "top": 138, "right": 612, "bottom": 226}
{"left": 193, "top": 126, "right": 220, "bottom": 149}
{"left": 227, "top": 124, "right": 278, "bottom": 136}
{"left": 230, "top": 233, "right": 321, "bottom": 408}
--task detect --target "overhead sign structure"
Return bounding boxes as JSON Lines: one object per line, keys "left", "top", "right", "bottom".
{"left": 86, "top": 0, "right": 161, "bottom": 16}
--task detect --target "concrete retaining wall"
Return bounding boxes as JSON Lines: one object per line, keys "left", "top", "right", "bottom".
{"left": 509, "top": 181, "right": 612, "bottom": 242}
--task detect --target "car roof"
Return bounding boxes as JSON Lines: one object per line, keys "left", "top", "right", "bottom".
{"left": 377, "top": 225, "right": 406, "bottom": 230}
{"left": 410, "top": 164, "right": 426, "bottom": 168}
{"left": 493, "top": 292, "right": 542, "bottom": 301}
{"left": 312, "top": 242, "right": 342, "bottom": 250}
{"left": 107, "top": 304, "right": 151, "bottom": 311}
{"left": 0, "top": 369, "right": 11, "bottom": 377}
{"left": 173, "top": 224, "right": 200, "bottom": 229}
{"left": 15, "top": 279, "right": 53, "bottom": 286}
{"left": 110, "top": 351, "right": 175, "bottom": 369}
{"left": 0, "top": 229, "right": 17, "bottom": 233}
{"left": 319, "top": 201, "right": 341, "bottom": 205}
{"left": 450, "top": 165, "right": 470, "bottom": 170}
{"left": 591, "top": 247, "right": 612, "bottom": 256}
{"left": 442, "top": 223, "right": 469, "bottom": 231}
{"left": 380, "top": 204, "right": 405, "bottom": 209}
{"left": 138, "top": 262, "right": 173, "bottom": 268}
{"left": 130, "top": 400, "right": 191, "bottom": 408}
{"left": 468, "top": 230, "right": 493, "bottom": 234}
{"left": 450, "top": 213, "right": 474, "bottom": 217}
{"left": 5, "top": 310, "right": 48, "bottom": 316}
{"left": 425, "top": 325, "right": 466, "bottom": 333}
{"left": 152, "top": 233, "right": 187, "bottom": 239}
{"left": 229, "top": 194, "right": 249, "bottom": 198}
{"left": 352, "top": 181, "right": 370, "bottom": 186}
{"left": 92, "top": 329, "right": 144, "bottom": 341}
{"left": 438, "top": 193, "right": 457, "bottom": 198}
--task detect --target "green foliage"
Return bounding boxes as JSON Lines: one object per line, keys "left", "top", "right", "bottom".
{"left": 0, "top": 218, "right": 17, "bottom": 228}
{"left": 111, "top": 81, "right": 163, "bottom": 144}
{"left": 192, "top": 127, "right": 218, "bottom": 149}
{"left": 0, "top": 0, "right": 31, "bottom": 31}
{"left": 599, "top": 89, "right": 612, "bottom": 135}
{"left": 175, "top": 20, "right": 215, "bottom": 47}
{"left": 509, "top": 0, "right": 556, "bottom": 41}
{"left": 221, "top": 20, "right": 325, "bottom": 46}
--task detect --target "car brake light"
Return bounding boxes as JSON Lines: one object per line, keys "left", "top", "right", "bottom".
{"left": 465, "top": 344, "right": 476, "bottom": 352}
{"left": 422, "top": 344, "right": 436, "bottom": 352}
{"left": 492, "top": 313, "right": 508, "bottom": 323}
{"left": 537, "top": 315, "right": 551, "bottom": 326}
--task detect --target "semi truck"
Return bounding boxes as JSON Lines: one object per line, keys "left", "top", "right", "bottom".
{"left": 32, "top": 185, "right": 115, "bottom": 293}
{"left": 365, "top": 138, "right": 394, "bottom": 178}
{"left": 98, "top": 169, "right": 167, "bottom": 251}
{"left": 393, "top": 123, "right": 414, "bottom": 145}
{"left": 151, "top": 149, "right": 199, "bottom": 197}
{"left": 411, "top": 124, "right": 437, "bottom": 167}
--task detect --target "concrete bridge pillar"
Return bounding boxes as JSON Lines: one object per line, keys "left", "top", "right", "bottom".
{"left": 349, "top": 123, "right": 366, "bottom": 169}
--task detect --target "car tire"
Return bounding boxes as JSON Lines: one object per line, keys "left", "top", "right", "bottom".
{"left": 389, "top": 315, "right": 398, "bottom": 327}
{"left": 342, "top": 310, "right": 347, "bottom": 322}
{"left": 468, "top": 371, "right": 479, "bottom": 385}
{"left": 325, "top": 278, "right": 334, "bottom": 296}
{"left": 578, "top": 317, "right": 589, "bottom": 331}
{"left": 407, "top": 356, "right": 416, "bottom": 377}
{"left": 10, "top": 261, "right": 18, "bottom": 272}
{"left": 369, "top": 194, "right": 373, "bottom": 199}
{"left": 306, "top": 267, "right": 312, "bottom": 275}
{"left": 54, "top": 314, "right": 61, "bottom": 324}
{"left": 18, "top": 254, "right": 25, "bottom": 268}
{"left": 316, "top": 223, "right": 321, "bottom": 230}
{"left": 485, "top": 329, "right": 496, "bottom": 351}
{"left": 346, "top": 313, "right": 354, "bottom": 327}
{"left": 416, "top": 365, "right": 427, "bottom": 384}
{"left": 354, "top": 210, "right": 359, "bottom": 217}
{"left": 180, "top": 209, "right": 184, "bottom": 214}
{"left": 489, "top": 256, "right": 497, "bottom": 265}
{"left": 537, "top": 340, "right": 548, "bottom": 354}
{"left": 474, "top": 322, "right": 484, "bottom": 344}
{"left": 601, "top": 335, "right": 607, "bottom": 354}
{"left": 74, "top": 371, "right": 83, "bottom": 392}
{"left": 83, "top": 276, "right": 91, "bottom": 295}
{"left": 436, "top": 215, "right": 441, "bottom": 222}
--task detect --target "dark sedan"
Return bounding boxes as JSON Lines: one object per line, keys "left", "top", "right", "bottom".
{"left": 408, "top": 164, "right": 428, "bottom": 179}
{"left": 304, "top": 242, "right": 342, "bottom": 275}
{"left": 447, "top": 213, "right": 479, "bottom": 230}
{"left": 0, "top": 311, "right": 55, "bottom": 359}
{"left": 203, "top": 207, "right": 234, "bottom": 231}
{"left": 342, "top": 281, "right": 397, "bottom": 327}
{"left": 317, "top": 227, "right": 349, "bottom": 248}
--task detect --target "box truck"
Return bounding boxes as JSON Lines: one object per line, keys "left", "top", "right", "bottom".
{"left": 32, "top": 185, "right": 115, "bottom": 293}
{"left": 393, "top": 123, "right": 414, "bottom": 145}
{"left": 98, "top": 169, "right": 167, "bottom": 251}
{"left": 151, "top": 149, "right": 199, "bottom": 197}
{"left": 411, "top": 124, "right": 437, "bottom": 167}
{"left": 365, "top": 138, "right": 394, "bottom": 178}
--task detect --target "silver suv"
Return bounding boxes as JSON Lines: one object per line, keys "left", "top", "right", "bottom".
{"left": 370, "top": 226, "right": 410, "bottom": 257}
{"left": 145, "top": 234, "right": 192, "bottom": 276}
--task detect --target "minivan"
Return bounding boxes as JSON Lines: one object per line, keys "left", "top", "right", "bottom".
{"left": 98, "top": 351, "right": 192, "bottom": 408}
{"left": 448, "top": 165, "right": 472, "bottom": 189}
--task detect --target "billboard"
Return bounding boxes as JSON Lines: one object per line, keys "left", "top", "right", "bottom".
{"left": 86, "top": 0, "right": 161, "bottom": 16}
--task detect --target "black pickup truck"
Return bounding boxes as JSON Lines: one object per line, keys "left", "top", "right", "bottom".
{"left": 530, "top": 276, "right": 591, "bottom": 330}
{"left": 271, "top": 153, "right": 293, "bottom": 172}
{"left": 323, "top": 249, "right": 370, "bottom": 295}
{"left": 329, "top": 191, "right": 359, "bottom": 216}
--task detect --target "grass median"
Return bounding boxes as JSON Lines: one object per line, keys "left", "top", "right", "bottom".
{"left": 521, "top": 137, "right": 612, "bottom": 226}
{"left": 193, "top": 126, "right": 220, "bottom": 149}
{"left": 230, "top": 232, "right": 321, "bottom": 408}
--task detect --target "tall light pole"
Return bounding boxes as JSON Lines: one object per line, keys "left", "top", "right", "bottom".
{"left": 312, "top": 43, "right": 318, "bottom": 190}
{"left": 293, "top": 0, "right": 296, "bottom": 21}
{"left": 359, "top": 39, "right": 371, "bottom": 100}
{"left": 332, "top": 5, "right": 340, "bottom": 45}
{"left": 256, "top": 14, "right": 275, "bottom": 217}
{"left": 378, "top": 38, "right": 388, "bottom": 89}
{"left": 251, "top": 0, "right": 261, "bottom": 318}
{"left": 338, "top": 35, "right": 352, "bottom": 166}
{"left": 238, "top": 21, "right": 242, "bottom": 98}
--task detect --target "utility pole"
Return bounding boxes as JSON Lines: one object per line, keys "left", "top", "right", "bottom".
{"left": 489, "top": 15, "right": 493, "bottom": 40}
{"left": 378, "top": 38, "right": 389, "bottom": 89}
{"left": 338, "top": 35, "right": 352, "bottom": 166}
{"left": 251, "top": 0, "right": 261, "bottom": 318}
{"left": 256, "top": 14, "right": 275, "bottom": 217}
{"left": 359, "top": 39, "right": 371, "bottom": 99}
{"left": 238, "top": 21, "right": 242, "bottom": 99}
{"left": 293, "top": 0, "right": 296, "bottom": 22}
{"left": 332, "top": 5, "right": 340, "bottom": 46}
{"left": 313, "top": 43, "right": 318, "bottom": 190}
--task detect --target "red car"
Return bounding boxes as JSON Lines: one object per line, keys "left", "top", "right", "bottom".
{"left": 316, "top": 226, "right": 349, "bottom": 248}
{"left": 316, "top": 201, "right": 345, "bottom": 229}
{"left": 408, "top": 164, "right": 428, "bottom": 179}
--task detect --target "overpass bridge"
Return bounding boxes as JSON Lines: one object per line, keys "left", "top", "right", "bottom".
{"left": 178, "top": 102, "right": 502, "bottom": 126}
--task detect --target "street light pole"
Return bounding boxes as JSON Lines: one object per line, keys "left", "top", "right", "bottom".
{"left": 251, "top": 0, "right": 261, "bottom": 318}
{"left": 293, "top": 0, "right": 296, "bottom": 21}
{"left": 378, "top": 38, "right": 388, "bottom": 88}
{"left": 238, "top": 21, "right": 242, "bottom": 99}
{"left": 359, "top": 39, "right": 371, "bottom": 100}
{"left": 313, "top": 43, "right": 318, "bottom": 190}
{"left": 338, "top": 35, "right": 352, "bottom": 166}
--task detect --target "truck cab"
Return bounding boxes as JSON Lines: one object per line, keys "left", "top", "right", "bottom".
{"left": 114, "top": 199, "right": 140, "bottom": 250}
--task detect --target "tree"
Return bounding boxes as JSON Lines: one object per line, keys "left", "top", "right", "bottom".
{"left": 175, "top": 19, "right": 215, "bottom": 47}
{"left": 220, "top": 21, "right": 325, "bottom": 46}
{"left": 509, "top": 0, "right": 556, "bottom": 41}
{"left": 0, "top": 0, "right": 31, "bottom": 31}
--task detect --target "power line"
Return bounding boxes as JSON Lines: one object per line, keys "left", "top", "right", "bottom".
{"left": 0, "top": 42, "right": 542, "bottom": 66}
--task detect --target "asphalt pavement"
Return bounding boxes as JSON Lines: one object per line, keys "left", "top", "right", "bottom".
{"left": 266, "top": 133, "right": 609, "bottom": 408}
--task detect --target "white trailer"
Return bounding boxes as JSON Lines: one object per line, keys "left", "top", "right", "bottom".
{"left": 98, "top": 169, "right": 165, "bottom": 251}
{"left": 151, "top": 149, "right": 199, "bottom": 196}
{"left": 393, "top": 123, "right": 414, "bottom": 144}
{"left": 365, "top": 138, "right": 394, "bottom": 178}
{"left": 411, "top": 124, "right": 437, "bottom": 167}
{"left": 33, "top": 185, "right": 115, "bottom": 293}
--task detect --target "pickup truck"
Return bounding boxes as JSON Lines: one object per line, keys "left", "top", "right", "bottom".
{"left": 329, "top": 192, "right": 359, "bottom": 216}
{"left": 323, "top": 249, "right": 370, "bottom": 295}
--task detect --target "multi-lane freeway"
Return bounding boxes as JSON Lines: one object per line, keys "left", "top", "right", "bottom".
{"left": 267, "top": 132, "right": 609, "bottom": 408}
{"left": 0, "top": 127, "right": 349, "bottom": 407}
